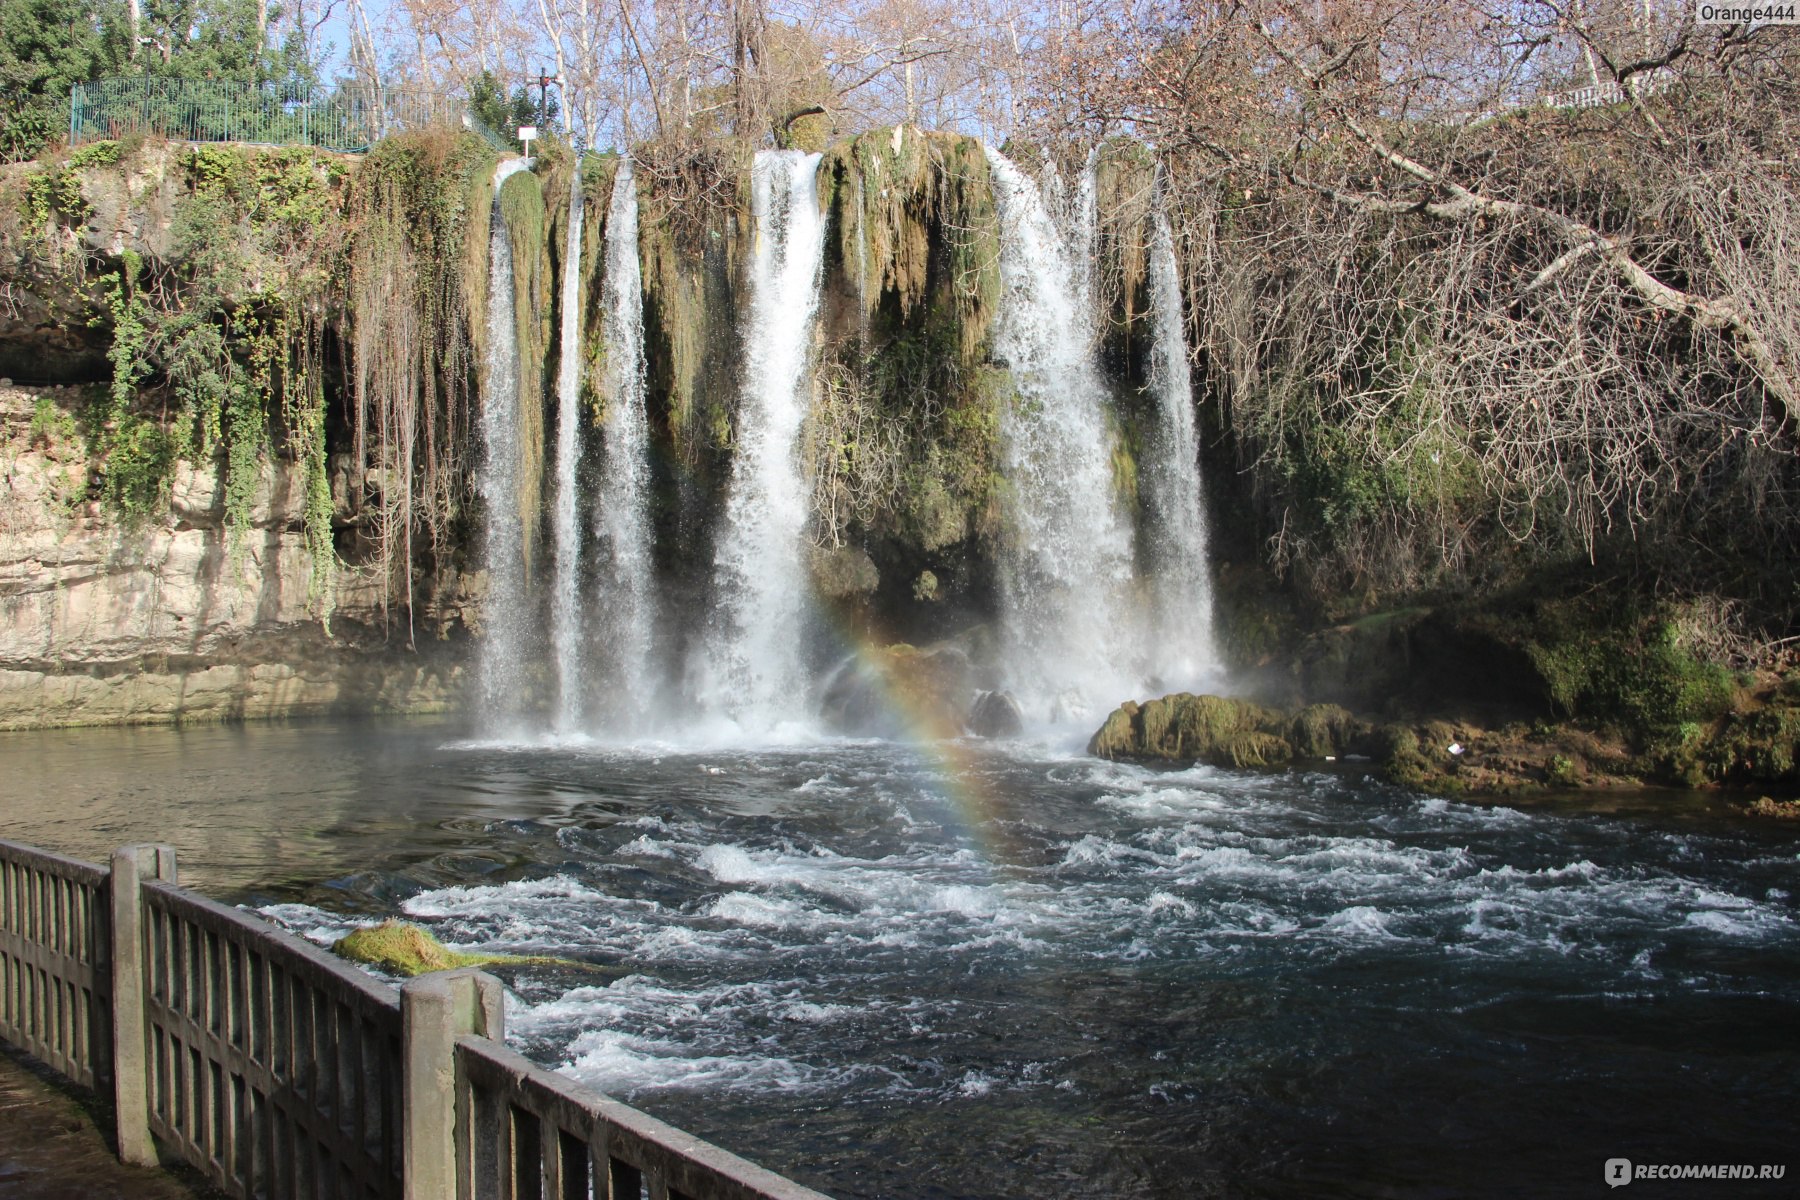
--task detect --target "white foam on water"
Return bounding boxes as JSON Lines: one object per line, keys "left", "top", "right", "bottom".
{"left": 780, "top": 1001, "right": 852, "bottom": 1024}
{"left": 1321, "top": 905, "right": 1406, "bottom": 940}
{"left": 1143, "top": 890, "right": 1197, "bottom": 919}
{"left": 1095, "top": 786, "right": 1241, "bottom": 820}
{"left": 1206, "top": 900, "right": 1301, "bottom": 937}
{"left": 1410, "top": 796, "right": 1532, "bottom": 826}
{"left": 563, "top": 1031, "right": 852, "bottom": 1098}
{"left": 256, "top": 902, "right": 359, "bottom": 947}
{"left": 706, "top": 890, "right": 848, "bottom": 931}
{"left": 957, "top": 1069, "right": 997, "bottom": 1097}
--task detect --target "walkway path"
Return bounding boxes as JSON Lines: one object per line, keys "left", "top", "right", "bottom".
{"left": 0, "top": 1047, "right": 220, "bottom": 1199}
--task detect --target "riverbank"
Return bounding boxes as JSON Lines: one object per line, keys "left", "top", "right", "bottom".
{"left": 1095, "top": 583, "right": 1800, "bottom": 805}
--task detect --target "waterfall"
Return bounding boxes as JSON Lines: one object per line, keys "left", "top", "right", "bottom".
{"left": 476, "top": 158, "right": 534, "bottom": 727}
{"left": 983, "top": 147, "right": 1142, "bottom": 723}
{"left": 692, "top": 150, "right": 827, "bottom": 727}
{"left": 549, "top": 161, "right": 586, "bottom": 734}
{"left": 1142, "top": 188, "right": 1220, "bottom": 688}
{"left": 1043, "top": 148, "right": 1100, "bottom": 344}
{"left": 591, "top": 158, "right": 658, "bottom": 729}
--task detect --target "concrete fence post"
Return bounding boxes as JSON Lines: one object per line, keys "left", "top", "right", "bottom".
{"left": 110, "top": 843, "right": 175, "bottom": 1167}
{"left": 402, "top": 968, "right": 505, "bottom": 1200}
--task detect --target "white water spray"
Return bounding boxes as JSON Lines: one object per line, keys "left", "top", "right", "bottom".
{"left": 1043, "top": 148, "right": 1100, "bottom": 345}
{"left": 1142, "top": 188, "right": 1219, "bottom": 687}
{"left": 984, "top": 148, "right": 1142, "bottom": 722}
{"left": 691, "top": 151, "right": 828, "bottom": 728}
{"left": 591, "top": 158, "right": 658, "bottom": 729}
{"left": 477, "top": 158, "right": 535, "bottom": 726}
{"left": 550, "top": 161, "right": 586, "bottom": 733}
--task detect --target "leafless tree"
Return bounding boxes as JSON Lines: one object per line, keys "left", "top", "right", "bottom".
{"left": 1016, "top": 0, "right": 1797, "bottom": 612}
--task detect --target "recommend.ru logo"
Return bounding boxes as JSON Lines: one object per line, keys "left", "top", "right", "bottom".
{"left": 1604, "top": 1158, "right": 1787, "bottom": 1185}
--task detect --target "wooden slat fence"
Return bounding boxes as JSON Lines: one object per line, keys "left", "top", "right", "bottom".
{"left": 0, "top": 838, "right": 835, "bottom": 1200}
{"left": 0, "top": 837, "right": 112, "bottom": 1089}
{"left": 141, "top": 879, "right": 403, "bottom": 1199}
{"left": 456, "top": 1036, "right": 830, "bottom": 1200}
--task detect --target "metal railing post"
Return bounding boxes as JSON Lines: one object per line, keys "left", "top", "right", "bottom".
{"left": 401, "top": 967, "right": 504, "bottom": 1200}
{"left": 109, "top": 843, "right": 175, "bottom": 1167}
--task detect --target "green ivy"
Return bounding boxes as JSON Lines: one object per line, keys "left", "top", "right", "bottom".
{"left": 101, "top": 414, "right": 176, "bottom": 518}
{"left": 24, "top": 163, "right": 88, "bottom": 228}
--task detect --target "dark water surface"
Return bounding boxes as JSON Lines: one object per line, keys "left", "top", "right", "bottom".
{"left": 2, "top": 718, "right": 1796, "bottom": 1198}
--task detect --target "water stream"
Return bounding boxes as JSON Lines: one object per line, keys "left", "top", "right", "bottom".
{"left": 551, "top": 160, "right": 587, "bottom": 733}
{"left": 984, "top": 148, "right": 1142, "bottom": 724}
{"left": 476, "top": 158, "right": 535, "bottom": 729}
{"left": 591, "top": 157, "right": 658, "bottom": 730}
{"left": 1141, "top": 183, "right": 1219, "bottom": 689}
{"left": 691, "top": 150, "right": 828, "bottom": 730}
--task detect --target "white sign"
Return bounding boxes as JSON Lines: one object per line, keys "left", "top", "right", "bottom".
{"left": 517, "top": 125, "right": 538, "bottom": 141}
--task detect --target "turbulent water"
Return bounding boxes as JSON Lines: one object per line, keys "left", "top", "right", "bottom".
{"left": 5, "top": 721, "right": 1792, "bottom": 1199}
{"left": 476, "top": 158, "right": 536, "bottom": 727}
{"left": 1142, "top": 186, "right": 1218, "bottom": 688}
{"left": 551, "top": 160, "right": 587, "bottom": 734}
{"left": 692, "top": 150, "right": 828, "bottom": 729}
{"left": 591, "top": 158, "right": 658, "bottom": 730}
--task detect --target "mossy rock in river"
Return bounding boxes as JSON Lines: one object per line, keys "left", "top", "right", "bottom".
{"left": 1089, "top": 693, "right": 1296, "bottom": 767}
{"left": 1289, "top": 704, "right": 1366, "bottom": 759}
{"left": 332, "top": 920, "right": 580, "bottom": 978}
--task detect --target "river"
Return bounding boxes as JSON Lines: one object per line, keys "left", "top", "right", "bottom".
{"left": 1, "top": 717, "right": 1795, "bottom": 1198}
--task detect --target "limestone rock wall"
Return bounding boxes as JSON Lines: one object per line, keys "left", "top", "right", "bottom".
{"left": 0, "top": 386, "right": 465, "bottom": 729}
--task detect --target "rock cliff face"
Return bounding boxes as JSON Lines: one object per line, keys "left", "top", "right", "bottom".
{"left": 0, "top": 386, "right": 463, "bottom": 728}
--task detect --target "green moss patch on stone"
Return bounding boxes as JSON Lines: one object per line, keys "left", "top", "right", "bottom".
{"left": 1090, "top": 693, "right": 1306, "bottom": 769}
{"left": 331, "top": 919, "right": 584, "bottom": 978}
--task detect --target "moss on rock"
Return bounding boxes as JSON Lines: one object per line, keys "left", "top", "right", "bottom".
{"left": 331, "top": 919, "right": 579, "bottom": 977}
{"left": 1090, "top": 693, "right": 1294, "bottom": 768}
{"left": 1289, "top": 703, "right": 1363, "bottom": 758}
{"left": 817, "top": 128, "right": 1000, "bottom": 361}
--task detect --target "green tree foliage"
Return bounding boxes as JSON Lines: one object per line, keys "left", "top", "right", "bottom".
{"left": 0, "top": 0, "right": 122, "bottom": 160}
{"left": 468, "top": 70, "right": 558, "bottom": 151}
{"left": 135, "top": 0, "right": 272, "bottom": 83}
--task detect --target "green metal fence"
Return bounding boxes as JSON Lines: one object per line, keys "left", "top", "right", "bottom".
{"left": 69, "top": 78, "right": 509, "bottom": 154}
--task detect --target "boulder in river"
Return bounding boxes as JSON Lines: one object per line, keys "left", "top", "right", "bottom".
{"left": 1088, "top": 693, "right": 1296, "bottom": 768}
{"left": 820, "top": 644, "right": 974, "bottom": 738}
{"left": 968, "top": 689, "right": 1024, "bottom": 737}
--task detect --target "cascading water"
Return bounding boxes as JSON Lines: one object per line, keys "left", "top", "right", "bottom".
{"left": 1141, "top": 183, "right": 1219, "bottom": 689}
{"left": 983, "top": 148, "right": 1142, "bottom": 722}
{"left": 476, "top": 157, "right": 534, "bottom": 728}
{"left": 1044, "top": 148, "right": 1100, "bottom": 343}
{"left": 549, "top": 161, "right": 586, "bottom": 734}
{"left": 590, "top": 158, "right": 658, "bottom": 729}
{"left": 691, "top": 150, "right": 828, "bottom": 729}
